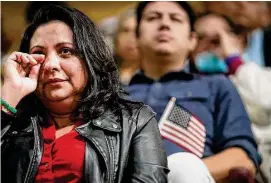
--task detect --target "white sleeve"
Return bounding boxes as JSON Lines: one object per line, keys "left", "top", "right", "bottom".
{"left": 234, "top": 62, "right": 271, "bottom": 109}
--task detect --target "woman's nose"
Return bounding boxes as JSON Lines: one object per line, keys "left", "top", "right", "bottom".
{"left": 43, "top": 53, "right": 61, "bottom": 73}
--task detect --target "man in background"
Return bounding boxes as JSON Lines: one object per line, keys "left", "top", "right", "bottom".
{"left": 128, "top": 1, "right": 261, "bottom": 182}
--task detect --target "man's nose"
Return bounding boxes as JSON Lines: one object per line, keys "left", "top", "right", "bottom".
{"left": 159, "top": 16, "right": 171, "bottom": 31}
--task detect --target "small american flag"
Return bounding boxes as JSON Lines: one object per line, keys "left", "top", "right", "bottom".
{"left": 159, "top": 97, "right": 206, "bottom": 158}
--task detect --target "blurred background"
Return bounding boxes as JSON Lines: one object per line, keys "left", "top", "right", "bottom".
{"left": 1, "top": 1, "right": 204, "bottom": 54}
{"left": 1, "top": 1, "right": 136, "bottom": 52}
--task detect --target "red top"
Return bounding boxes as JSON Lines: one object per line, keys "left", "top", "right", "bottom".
{"left": 35, "top": 120, "right": 86, "bottom": 183}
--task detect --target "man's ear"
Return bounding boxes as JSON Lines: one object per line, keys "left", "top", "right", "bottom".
{"left": 189, "top": 32, "right": 198, "bottom": 52}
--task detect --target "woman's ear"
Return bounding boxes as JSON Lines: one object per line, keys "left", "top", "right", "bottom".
{"left": 189, "top": 32, "right": 198, "bottom": 52}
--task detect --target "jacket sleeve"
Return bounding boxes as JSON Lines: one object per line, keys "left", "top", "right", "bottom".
{"left": 130, "top": 105, "right": 169, "bottom": 183}
{"left": 1, "top": 110, "right": 15, "bottom": 139}
{"left": 213, "top": 76, "right": 262, "bottom": 170}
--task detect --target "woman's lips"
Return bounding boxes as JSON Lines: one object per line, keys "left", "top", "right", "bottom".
{"left": 45, "top": 78, "right": 67, "bottom": 86}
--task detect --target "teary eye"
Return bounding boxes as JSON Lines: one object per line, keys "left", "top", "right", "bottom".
{"left": 60, "top": 48, "right": 73, "bottom": 55}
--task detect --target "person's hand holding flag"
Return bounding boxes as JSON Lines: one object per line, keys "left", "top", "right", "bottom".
{"left": 159, "top": 97, "right": 206, "bottom": 158}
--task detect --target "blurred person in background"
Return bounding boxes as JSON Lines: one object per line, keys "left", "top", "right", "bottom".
{"left": 204, "top": 1, "right": 271, "bottom": 68}
{"left": 1, "top": 5, "right": 168, "bottom": 183}
{"left": 1, "top": 18, "right": 12, "bottom": 59}
{"left": 192, "top": 12, "right": 271, "bottom": 126}
{"left": 1, "top": 17, "right": 13, "bottom": 85}
{"left": 114, "top": 8, "right": 141, "bottom": 85}
{"left": 191, "top": 12, "right": 271, "bottom": 182}
{"left": 97, "top": 16, "right": 119, "bottom": 52}
{"left": 191, "top": 12, "right": 245, "bottom": 74}
{"left": 128, "top": 1, "right": 261, "bottom": 182}
{"left": 1, "top": 17, "right": 13, "bottom": 61}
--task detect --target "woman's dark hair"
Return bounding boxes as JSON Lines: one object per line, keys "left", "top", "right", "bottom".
{"left": 25, "top": 1, "right": 69, "bottom": 24}
{"left": 196, "top": 12, "right": 242, "bottom": 35}
{"left": 19, "top": 5, "right": 135, "bottom": 120}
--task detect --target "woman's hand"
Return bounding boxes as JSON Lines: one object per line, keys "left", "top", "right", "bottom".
{"left": 216, "top": 28, "right": 242, "bottom": 59}
{"left": 1, "top": 52, "right": 45, "bottom": 107}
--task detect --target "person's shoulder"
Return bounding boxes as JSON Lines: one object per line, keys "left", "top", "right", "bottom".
{"left": 197, "top": 73, "right": 227, "bottom": 81}
{"left": 195, "top": 74, "right": 237, "bottom": 96}
{"left": 194, "top": 73, "right": 231, "bottom": 86}
{"left": 133, "top": 104, "right": 157, "bottom": 132}
{"left": 135, "top": 104, "right": 156, "bottom": 121}
{"left": 122, "top": 100, "right": 155, "bottom": 118}
{"left": 120, "top": 100, "right": 156, "bottom": 126}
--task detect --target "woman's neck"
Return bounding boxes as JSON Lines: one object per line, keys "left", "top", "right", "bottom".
{"left": 50, "top": 113, "right": 74, "bottom": 129}
{"left": 42, "top": 94, "right": 80, "bottom": 115}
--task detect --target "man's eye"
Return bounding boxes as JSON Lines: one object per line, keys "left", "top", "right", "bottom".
{"left": 171, "top": 16, "right": 184, "bottom": 23}
{"left": 173, "top": 18, "right": 183, "bottom": 23}
{"left": 147, "top": 16, "right": 158, "bottom": 21}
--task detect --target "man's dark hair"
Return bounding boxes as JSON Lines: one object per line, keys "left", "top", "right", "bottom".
{"left": 19, "top": 5, "right": 136, "bottom": 120}
{"left": 136, "top": 1, "right": 196, "bottom": 37}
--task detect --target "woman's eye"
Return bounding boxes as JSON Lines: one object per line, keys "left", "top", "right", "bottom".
{"left": 60, "top": 48, "right": 73, "bottom": 56}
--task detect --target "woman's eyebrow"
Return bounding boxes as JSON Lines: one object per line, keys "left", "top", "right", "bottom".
{"left": 30, "top": 42, "right": 73, "bottom": 52}
{"left": 55, "top": 42, "right": 73, "bottom": 47}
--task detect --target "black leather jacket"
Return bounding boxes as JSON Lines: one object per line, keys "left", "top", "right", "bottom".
{"left": 1, "top": 104, "right": 168, "bottom": 183}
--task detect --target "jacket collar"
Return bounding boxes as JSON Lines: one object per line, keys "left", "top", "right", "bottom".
{"left": 36, "top": 109, "right": 122, "bottom": 133}
{"left": 91, "top": 110, "right": 122, "bottom": 132}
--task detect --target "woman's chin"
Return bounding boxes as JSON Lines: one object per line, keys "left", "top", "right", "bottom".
{"left": 43, "top": 92, "right": 70, "bottom": 102}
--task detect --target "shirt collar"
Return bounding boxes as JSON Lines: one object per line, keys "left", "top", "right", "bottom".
{"left": 129, "top": 69, "right": 195, "bottom": 85}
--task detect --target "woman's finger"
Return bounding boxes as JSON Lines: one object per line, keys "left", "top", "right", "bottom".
{"left": 21, "top": 54, "right": 30, "bottom": 68}
{"left": 31, "top": 54, "right": 45, "bottom": 63}
{"left": 8, "top": 52, "right": 44, "bottom": 64}
{"left": 29, "top": 64, "right": 41, "bottom": 82}
{"left": 11, "top": 52, "right": 23, "bottom": 64}
{"left": 27, "top": 55, "right": 38, "bottom": 65}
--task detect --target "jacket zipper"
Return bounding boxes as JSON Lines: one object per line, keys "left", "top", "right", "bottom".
{"left": 76, "top": 129, "right": 111, "bottom": 183}
{"left": 105, "top": 136, "right": 115, "bottom": 183}
{"left": 108, "top": 135, "right": 120, "bottom": 183}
